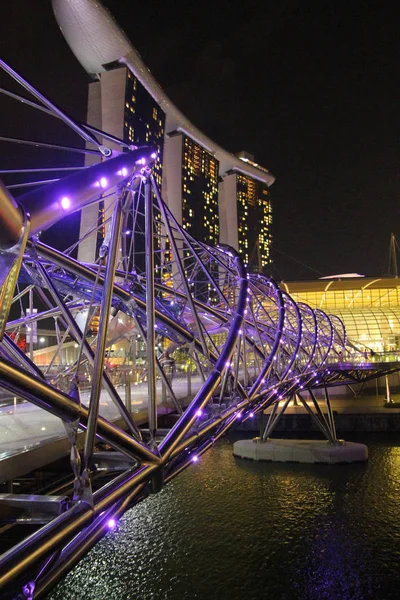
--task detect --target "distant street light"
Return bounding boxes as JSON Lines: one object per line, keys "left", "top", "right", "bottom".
{"left": 39, "top": 337, "right": 45, "bottom": 343}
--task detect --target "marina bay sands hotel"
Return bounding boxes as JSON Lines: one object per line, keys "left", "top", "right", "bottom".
{"left": 52, "top": 0, "right": 275, "bottom": 272}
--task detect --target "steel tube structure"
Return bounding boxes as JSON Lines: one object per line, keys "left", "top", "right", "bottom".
{"left": 0, "top": 59, "right": 102, "bottom": 152}
{"left": 0, "top": 180, "right": 25, "bottom": 249}
{"left": 144, "top": 176, "right": 157, "bottom": 439}
{"left": 1, "top": 57, "right": 394, "bottom": 599}
{"left": 81, "top": 192, "right": 125, "bottom": 490}
{"left": 35, "top": 263, "right": 141, "bottom": 438}
{"left": 0, "top": 465, "right": 157, "bottom": 592}
{"left": 0, "top": 358, "right": 159, "bottom": 464}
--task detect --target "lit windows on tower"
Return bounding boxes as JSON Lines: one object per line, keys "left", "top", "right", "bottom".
{"left": 178, "top": 135, "right": 220, "bottom": 303}
{"left": 236, "top": 175, "right": 272, "bottom": 273}
{"left": 181, "top": 135, "right": 219, "bottom": 246}
{"left": 124, "top": 69, "right": 165, "bottom": 187}
{"left": 122, "top": 68, "right": 166, "bottom": 275}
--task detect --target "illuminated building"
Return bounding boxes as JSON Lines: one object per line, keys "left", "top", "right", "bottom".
{"left": 52, "top": 0, "right": 275, "bottom": 266}
{"left": 77, "top": 66, "right": 165, "bottom": 265}
{"left": 124, "top": 69, "right": 164, "bottom": 190}
{"left": 281, "top": 277, "right": 400, "bottom": 352}
{"left": 164, "top": 133, "right": 219, "bottom": 244}
{"left": 219, "top": 152, "right": 272, "bottom": 271}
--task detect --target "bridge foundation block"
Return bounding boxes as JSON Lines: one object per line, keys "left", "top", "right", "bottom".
{"left": 233, "top": 438, "right": 368, "bottom": 464}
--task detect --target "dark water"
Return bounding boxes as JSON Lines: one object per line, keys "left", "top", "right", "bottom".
{"left": 49, "top": 434, "right": 400, "bottom": 600}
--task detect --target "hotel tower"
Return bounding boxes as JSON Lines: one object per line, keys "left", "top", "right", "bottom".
{"left": 52, "top": 0, "right": 275, "bottom": 272}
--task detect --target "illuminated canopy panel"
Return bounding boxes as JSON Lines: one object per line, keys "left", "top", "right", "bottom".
{"left": 281, "top": 278, "right": 400, "bottom": 351}
{"left": 281, "top": 277, "right": 400, "bottom": 309}
{"left": 333, "top": 308, "right": 400, "bottom": 353}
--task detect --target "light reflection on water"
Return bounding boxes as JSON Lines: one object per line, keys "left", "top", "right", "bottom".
{"left": 49, "top": 434, "right": 400, "bottom": 600}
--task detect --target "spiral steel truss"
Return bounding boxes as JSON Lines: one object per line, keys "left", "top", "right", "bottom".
{"left": 0, "top": 62, "right": 350, "bottom": 597}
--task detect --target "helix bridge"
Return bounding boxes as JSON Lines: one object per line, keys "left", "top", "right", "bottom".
{"left": 0, "top": 61, "right": 398, "bottom": 599}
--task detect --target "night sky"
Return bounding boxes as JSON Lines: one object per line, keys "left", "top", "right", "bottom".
{"left": 2, "top": 0, "right": 400, "bottom": 280}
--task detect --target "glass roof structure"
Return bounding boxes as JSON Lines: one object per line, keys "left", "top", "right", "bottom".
{"left": 281, "top": 278, "right": 400, "bottom": 352}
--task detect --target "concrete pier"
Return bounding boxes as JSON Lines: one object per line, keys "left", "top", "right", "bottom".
{"left": 233, "top": 438, "right": 368, "bottom": 464}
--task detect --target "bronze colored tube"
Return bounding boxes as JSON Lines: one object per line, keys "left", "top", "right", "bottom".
{"left": 0, "top": 180, "right": 24, "bottom": 249}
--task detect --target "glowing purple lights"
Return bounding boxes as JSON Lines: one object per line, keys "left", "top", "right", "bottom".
{"left": 0, "top": 129, "right": 349, "bottom": 572}
{"left": 60, "top": 196, "right": 71, "bottom": 210}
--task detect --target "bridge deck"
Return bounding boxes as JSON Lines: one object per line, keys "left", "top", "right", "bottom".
{"left": 0, "top": 375, "right": 202, "bottom": 483}
{"left": 1, "top": 362, "right": 399, "bottom": 483}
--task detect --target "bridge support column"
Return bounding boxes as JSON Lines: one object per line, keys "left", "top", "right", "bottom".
{"left": 261, "top": 396, "right": 291, "bottom": 441}
{"left": 385, "top": 375, "right": 393, "bottom": 403}
{"left": 296, "top": 391, "right": 335, "bottom": 443}
{"left": 234, "top": 386, "right": 368, "bottom": 463}
{"left": 324, "top": 386, "right": 337, "bottom": 441}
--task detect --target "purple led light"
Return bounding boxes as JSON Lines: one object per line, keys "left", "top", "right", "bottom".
{"left": 136, "top": 157, "right": 146, "bottom": 165}
{"left": 249, "top": 412, "right": 255, "bottom": 418}
{"left": 107, "top": 518, "right": 116, "bottom": 529}
{"left": 61, "top": 196, "right": 71, "bottom": 210}
{"left": 100, "top": 177, "right": 108, "bottom": 189}
{"left": 196, "top": 409, "right": 203, "bottom": 417}
{"left": 151, "top": 152, "right": 157, "bottom": 159}
{"left": 192, "top": 455, "right": 199, "bottom": 463}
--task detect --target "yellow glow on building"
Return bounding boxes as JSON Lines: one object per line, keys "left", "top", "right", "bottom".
{"left": 281, "top": 278, "right": 400, "bottom": 352}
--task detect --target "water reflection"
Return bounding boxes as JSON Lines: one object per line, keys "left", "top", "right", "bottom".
{"left": 50, "top": 434, "right": 400, "bottom": 600}
{"left": 295, "top": 515, "right": 374, "bottom": 600}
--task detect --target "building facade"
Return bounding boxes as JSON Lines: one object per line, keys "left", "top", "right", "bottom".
{"left": 163, "top": 132, "right": 219, "bottom": 245}
{"left": 281, "top": 277, "right": 400, "bottom": 353}
{"left": 77, "top": 66, "right": 165, "bottom": 266}
{"left": 53, "top": 0, "right": 275, "bottom": 271}
{"left": 219, "top": 166, "right": 272, "bottom": 272}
